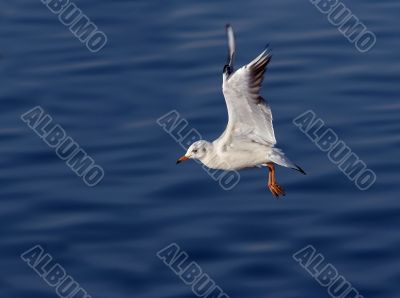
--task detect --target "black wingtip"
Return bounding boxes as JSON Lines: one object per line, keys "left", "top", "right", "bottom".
{"left": 264, "top": 43, "right": 272, "bottom": 51}
{"left": 294, "top": 164, "right": 306, "bottom": 175}
{"left": 261, "top": 44, "right": 272, "bottom": 61}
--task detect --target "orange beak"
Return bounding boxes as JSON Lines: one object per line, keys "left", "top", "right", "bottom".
{"left": 176, "top": 155, "right": 189, "bottom": 164}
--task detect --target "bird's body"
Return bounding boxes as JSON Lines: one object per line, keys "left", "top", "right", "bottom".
{"left": 195, "top": 139, "right": 270, "bottom": 171}
{"left": 177, "top": 25, "right": 305, "bottom": 197}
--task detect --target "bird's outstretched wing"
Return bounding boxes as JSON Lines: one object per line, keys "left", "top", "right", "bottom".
{"left": 220, "top": 47, "right": 276, "bottom": 147}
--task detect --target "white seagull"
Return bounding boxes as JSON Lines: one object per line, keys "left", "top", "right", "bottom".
{"left": 177, "top": 24, "right": 305, "bottom": 197}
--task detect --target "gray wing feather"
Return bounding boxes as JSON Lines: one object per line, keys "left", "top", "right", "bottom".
{"left": 226, "top": 24, "right": 235, "bottom": 67}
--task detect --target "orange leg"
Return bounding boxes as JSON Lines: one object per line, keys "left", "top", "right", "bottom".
{"left": 267, "top": 163, "right": 285, "bottom": 198}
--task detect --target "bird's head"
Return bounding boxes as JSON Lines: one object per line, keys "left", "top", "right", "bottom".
{"left": 176, "top": 140, "right": 211, "bottom": 164}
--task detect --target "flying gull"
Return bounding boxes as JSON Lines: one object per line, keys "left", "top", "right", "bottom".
{"left": 177, "top": 24, "right": 305, "bottom": 197}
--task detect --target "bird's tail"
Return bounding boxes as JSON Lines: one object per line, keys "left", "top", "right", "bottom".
{"left": 269, "top": 148, "right": 306, "bottom": 175}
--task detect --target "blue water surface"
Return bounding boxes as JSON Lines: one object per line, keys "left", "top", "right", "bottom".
{"left": 1, "top": 0, "right": 399, "bottom": 297}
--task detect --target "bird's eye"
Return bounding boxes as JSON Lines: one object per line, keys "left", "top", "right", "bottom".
{"left": 193, "top": 149, "right": 198, "bottom": 153}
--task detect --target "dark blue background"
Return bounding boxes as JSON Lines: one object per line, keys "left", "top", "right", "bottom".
{"left": 1, "top": 0, "right": 399, "bottom": 297}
